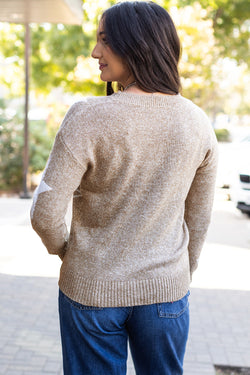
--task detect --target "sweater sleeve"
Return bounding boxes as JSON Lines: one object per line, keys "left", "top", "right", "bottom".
{"left": 184, "top": 138, "right": 218, "bottom": 277}
{"left": 30, "top": 109, "right": 87, "bottom": 260}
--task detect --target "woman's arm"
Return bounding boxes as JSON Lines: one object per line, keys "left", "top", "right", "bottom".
{"left": 184, "top": 142, "right": 218, "bottom": 277}
{"left": 30, "top": 110, "right": 87, "bottom": 260}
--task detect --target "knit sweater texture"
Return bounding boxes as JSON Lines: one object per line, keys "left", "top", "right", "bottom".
{"left": 31, "top": 91, "right": 218, "bottom": 307}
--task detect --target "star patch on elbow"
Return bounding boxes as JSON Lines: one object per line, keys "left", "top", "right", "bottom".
{"left": 30, "top": 180, "right": 53, "bottom": 218}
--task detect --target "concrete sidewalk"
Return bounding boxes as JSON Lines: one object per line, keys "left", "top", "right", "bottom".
{"left": 0, "top": 195, "right": 250, "bottom": 374}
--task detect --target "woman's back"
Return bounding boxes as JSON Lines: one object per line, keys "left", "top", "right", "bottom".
{"left": 31, "top": 90, "right": 218, "bottom": 307}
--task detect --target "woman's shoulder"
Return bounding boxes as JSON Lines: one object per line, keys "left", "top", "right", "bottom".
{"left": 178, "top": 95, "right": 207, "bottom": 116}
{"left": 68, "top": 95, "right": 114, "bottom": 113}
{"left": 176, "top": 95, "right": 212, "bottom": 128}
{"left": 58, "top": 95, "right": 118, "bottom": 139}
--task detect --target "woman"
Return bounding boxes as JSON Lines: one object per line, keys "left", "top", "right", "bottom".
{"left": 31, "top": 2, "right": 218, "bottom": 374}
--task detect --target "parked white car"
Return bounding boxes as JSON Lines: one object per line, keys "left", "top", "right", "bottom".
{"left": 230, "top": 135, "right": 250, "bottom": 216}
{"left": 231, "top": 169, "right": 250, "bottom": 216}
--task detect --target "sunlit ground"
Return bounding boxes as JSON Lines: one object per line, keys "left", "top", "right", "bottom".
{"left": 192, "top": 188, "right": 250, "bottom": 291}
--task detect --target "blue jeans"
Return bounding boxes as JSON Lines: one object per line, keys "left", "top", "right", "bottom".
{"left": 58, "top": 289, "right": 190, "bottom": 375}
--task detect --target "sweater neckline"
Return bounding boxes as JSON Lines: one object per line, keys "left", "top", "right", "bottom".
{"left": 112, "top": 90, "right": 181, "bottom": 107}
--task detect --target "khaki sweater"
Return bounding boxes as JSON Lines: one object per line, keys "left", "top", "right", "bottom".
{"left": 31, "top": 91, "right": 218, "bottom": 307}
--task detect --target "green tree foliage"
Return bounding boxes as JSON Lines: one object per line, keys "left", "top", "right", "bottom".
{"left": 0, "top": 16, "right": 106, "bottom": 97}
{"left": 171, "top": 3, "right": 223, "bottom": 117}
{"left": 166, "top": 1, "right": 250, "bottom": 118}
{"left": 0, "top": 0, "right": 249, "bottom": 99}
{"left": 30, "top": 23, "right": 105, "bottom": 95}
{"left": 0, "top": 98, "right": 53, "bottom": 190}
{"left": 0, "top": 23, "right": 25, "bottom": 97}
{"left": 0, "top": 99, "right": 23, "bottom": 190}
{"left": 177, "top": 0, "right": 250, "bottom": 65}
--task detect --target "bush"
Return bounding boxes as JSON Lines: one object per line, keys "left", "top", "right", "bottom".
{"left": 0, "top": 101, "right": 23, "bottom": 190}
{"left": 214, "top": 128, "right": 231, "bottom": 142}
{"left": 0, "top": 100, "right": 53, "bottom": 191}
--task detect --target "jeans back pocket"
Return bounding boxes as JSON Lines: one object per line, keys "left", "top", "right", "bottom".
{"left": 157, "top": 291, "right": 190, "bottom": 319}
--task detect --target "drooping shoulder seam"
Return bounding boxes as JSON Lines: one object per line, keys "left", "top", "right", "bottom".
{"left": 181, "top": 96, "right": 210, "bottom": 121}
{"left": 57, "top": 132, "right": 85, "bottom": 169}
{"left": 71, "top": 95, "right": 113, "bottom": 109}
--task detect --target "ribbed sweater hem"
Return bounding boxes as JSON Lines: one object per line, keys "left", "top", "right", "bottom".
{"left": 58, "top": 268, "right": 191, "bottom": 308}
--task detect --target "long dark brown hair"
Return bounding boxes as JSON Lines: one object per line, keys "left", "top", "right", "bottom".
{"left": 102, "top": 1, "right": 181, "bottom": 96}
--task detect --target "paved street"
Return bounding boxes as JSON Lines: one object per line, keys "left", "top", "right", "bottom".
{"left": 0, "top": 189, "right": 250, "bottom": 374}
